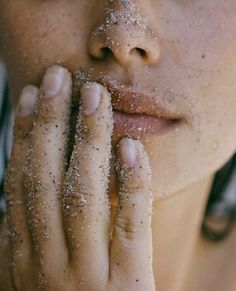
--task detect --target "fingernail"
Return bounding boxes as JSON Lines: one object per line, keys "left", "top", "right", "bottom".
{"left": 81, "top": 82, "right": 101, "bottom": 115}
{"left": 119, "top": 138, "right": 137, "bottom": 167}
{"left": 16, "top": 85, "right": 38, "bottom": 117}
{"left": 41, "top": 66, "right": 65, "bottom": 97}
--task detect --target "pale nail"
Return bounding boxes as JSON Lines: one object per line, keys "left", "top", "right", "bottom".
{"left": 81, "top": 82, "right": 101, "bottom": 115}
{"left": 41, "top": 66, "right": 65, "bottom": 97}
{"left": 119, "top": 138, "right": 137, "bottom": 166}
{"left": 16, "top": 85, "right": 38, "bottom": 117}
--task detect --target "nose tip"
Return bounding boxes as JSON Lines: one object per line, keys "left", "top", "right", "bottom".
{"left": 88, "top": 2, "right": 161, "bottom": 67}
{"left": 88, "top": 32, "right": 161, "bottom": 66}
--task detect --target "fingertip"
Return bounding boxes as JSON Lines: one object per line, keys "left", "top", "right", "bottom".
{"left": 117, "top": 137, "right": 137, "bottom": 167}
{"left": 16, "top": 85, "right": 38, "bottom": 117}
{"left": 117, "top": 137, "right": 148, "bottom": 165}
{"left": 81, "top": 82, "right": 102, "bottom": 115}
{"left": 40, "top": 65, "right": 72, "bottom": 99}
{"left": 116, "top": 138, "right": 151, "bottom": 184}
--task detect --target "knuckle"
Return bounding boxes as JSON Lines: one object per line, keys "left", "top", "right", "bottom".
{"left": 63, "top": 189, "right": 95, "bottom": 218}
{"left": 115, "top": 215, "right": 144, "bottom": 240}
{"left": 115, "top": 197, "right": 152, "bottom": 240}
{"left": 120, "top": 181, "right": 152, "bottom": 202}
{"left": 123, "top": 183, "right": 145, "bottom": 195}
{"left": 119, "top": 174, "right": 150, "bottom": 195}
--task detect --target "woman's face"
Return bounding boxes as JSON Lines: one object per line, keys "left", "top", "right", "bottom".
{"left": 0, "top": 0, "right": 236, "bottom": 199}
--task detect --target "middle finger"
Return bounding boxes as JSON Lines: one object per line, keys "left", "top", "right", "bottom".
{"left": 63, "top": 82, "right": 113, "bottom": 284}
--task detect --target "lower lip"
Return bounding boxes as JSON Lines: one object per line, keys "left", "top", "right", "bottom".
{"left": 113, "top": 111, "right": 181, "bottom": 139}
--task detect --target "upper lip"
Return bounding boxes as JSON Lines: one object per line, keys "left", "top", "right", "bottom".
{"left": 98, "top": 78, "right": 183, "bottom": 121}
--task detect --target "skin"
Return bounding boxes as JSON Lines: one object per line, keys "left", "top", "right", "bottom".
{"left": 0, "top": 0, "right": 236, "bottom": 290}
{"left": 1, "top": 72, "right": 155, "bottom": 290}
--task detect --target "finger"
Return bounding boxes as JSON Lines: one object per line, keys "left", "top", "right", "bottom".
{"left": 24, "top": 66, "right": 72, "bottom": 272}
{"left": 63, "top": 82, "right": 113, "bottom": 283}
{"left": 109, "top": 138, "right": 155, "bottom": 288}
{"left": 4, "top": 85, "right": 38, "bottom": 289}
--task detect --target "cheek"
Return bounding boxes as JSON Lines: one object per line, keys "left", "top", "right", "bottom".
{"left": 198, "top": 79, "right": 236, "bottom": 164}
{"left": 0, "top": 4, "right": 88, "bottom": 104}
{"left": 144, "top": 41, "right": 236, "bottom": 198}
{"left": 148, "top": 78, "right": 236, "bottom": 199}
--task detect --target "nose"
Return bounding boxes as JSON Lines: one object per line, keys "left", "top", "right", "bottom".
{"left": 88, "top": 1, "right": 161, "bottom": 67}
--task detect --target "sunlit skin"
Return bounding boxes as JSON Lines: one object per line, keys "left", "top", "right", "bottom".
{"left": 0, "top": 1, "right": 236, "bottom": 290}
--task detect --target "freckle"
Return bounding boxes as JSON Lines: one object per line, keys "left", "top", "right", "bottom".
{"left": 136, "top": 279, "right": 139, "bottom": 282}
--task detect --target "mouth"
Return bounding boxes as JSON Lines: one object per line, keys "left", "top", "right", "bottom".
{"left": 101, "top": 78, "right": 184, "bottom": 139}
{"left": 72, "top": 73, "right": 185, "bottom": 139}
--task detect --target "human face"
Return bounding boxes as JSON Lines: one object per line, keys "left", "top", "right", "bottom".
{"left": 0, "top": 0, "right": 236, "bottom": 199}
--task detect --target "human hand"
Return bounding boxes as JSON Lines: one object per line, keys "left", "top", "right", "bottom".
{"left": 3, "top": 65, "right": 156, "bottom": 291}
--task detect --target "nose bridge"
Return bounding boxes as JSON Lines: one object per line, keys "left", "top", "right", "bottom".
{"left": 88, "top": 0, "right": 161, "bottom": 66}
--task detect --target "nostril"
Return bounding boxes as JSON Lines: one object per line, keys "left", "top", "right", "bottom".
{"left": 91, "top": 47, "right": 113, "bottom": 60}
{"left": 100, "top": 47, "right": 112, "bottom": 58}
{"left": 135, "top": 48, "right": 146, "bottom": 57}
{"left": 130, "top": 47, "right": 147, "bottom": 59}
